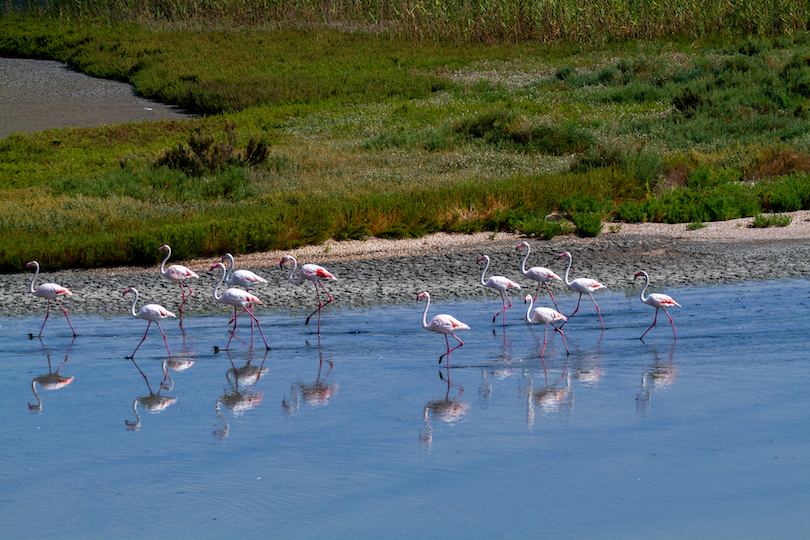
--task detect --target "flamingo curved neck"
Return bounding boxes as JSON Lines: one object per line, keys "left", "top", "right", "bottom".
{"left": 519, "top": 245, "right": 531, "bottom": 275}
{"left": 421, "top": 294, "right": 431, "bottom": 329}
{"left": 159, "top": 246, "right": 172, "bottom": 275}
{"left": 525, "top": 296, "right": 535, "bottom": 320}
{"left": 128, "top": 289, "right": 140, "bottom": 317}
{"left": 224, "top": 254, "right": 236, "bottom": 282}
{"left": 286, "top": 257, "right": 304, "bottom": 285}
{"left": 28, "top": 261, "right": 40, "bottom": 293}
{"left": 479, "top": 257, "right": 490, "bottom": 286}
{"left": 638, "top": 273, "right": 650, "bottom": 303}
{"left": 212, "top": 265, "right": 227, "bottom": 301}
{"left": 562, "top": 253, "right": 573, "bottom": 286}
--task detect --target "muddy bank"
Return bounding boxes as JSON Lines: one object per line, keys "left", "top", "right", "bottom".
{"left": 5, "top": 235, "right": 809, "bottom": 319}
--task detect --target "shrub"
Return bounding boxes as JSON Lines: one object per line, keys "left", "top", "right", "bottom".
{"left": 751, "top": 213, "right": 792, "bottom": 227}
{"left": 571, "top": 212, "right": 603, "bottom": 237}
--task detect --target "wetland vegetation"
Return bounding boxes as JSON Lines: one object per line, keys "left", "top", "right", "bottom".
{"left": 2, "top": 1, "right": 810, "bottom": 270}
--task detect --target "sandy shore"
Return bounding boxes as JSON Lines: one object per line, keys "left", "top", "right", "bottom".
{"left": 6, "top": 211, "right": 810, "bottom": 318}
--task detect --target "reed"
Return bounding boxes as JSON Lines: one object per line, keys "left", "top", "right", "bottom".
{"left": 14, "top": 0, "right": 809, "bottom": 43}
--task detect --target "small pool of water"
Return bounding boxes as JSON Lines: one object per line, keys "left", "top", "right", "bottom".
{"left": 1, "top": 279, "right": 809, "bottom": 539}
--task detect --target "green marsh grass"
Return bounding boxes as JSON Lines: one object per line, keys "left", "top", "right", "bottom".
{"left": 5, "top": 14, "right": 810, "bottom": 268}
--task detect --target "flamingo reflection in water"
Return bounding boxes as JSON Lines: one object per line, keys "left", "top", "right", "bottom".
{"left": 420, "top": 369, "right": 470, "bottom": 452}
{"left": 214, "top": 350, "right": 269, "bottom": 440}
{"left": 29, "top": 353, "right": 74, "bottom": 412}
{"left": 523, "top": 362, "right": 573, "bottom": 429}
{"left": 125, "top": 356, "right": 176, "bottom": 431}
{"left": 636, "top": 344, "right": 677, "bottom": 417}
{"left": 282, "top": 343, "right": 338, "bottom": 416}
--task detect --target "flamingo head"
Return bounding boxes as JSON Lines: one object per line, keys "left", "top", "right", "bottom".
{"left": 123, "top": 287, "right": 134, "bottom": 296}
{"left": 280, "top": 255, "right": 294, "bottom": 268}
{"left": 25, "top": 261, "right": 37, "bottom": 269}
{"left": 524, "top": 294, "right": 532, "bottom": 304}
{"left": 516, "top": 241, "right": 529, "bottom": 250}
{"left": 210, "top": 262, "right": 225, "bottom": 271}
{"left": 477, "top": 255, "right": 488, "bottom": 263}
{"left": 158, "top": 245, "right": 170, "bottom": 252}
{"left": 634, "top": 271, "right": 647, "bottom": 280}
{"left": 417, "top": 291, "right": 428, "bottom": 301}
{"left": 557, "top": 252, "right": 571, "bottom": 260}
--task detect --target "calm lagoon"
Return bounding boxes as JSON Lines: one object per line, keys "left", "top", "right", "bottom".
{"left": 1, "top": 279, "right": 809, "bottom": 539}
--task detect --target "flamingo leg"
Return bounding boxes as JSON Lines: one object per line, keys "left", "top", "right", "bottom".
{"left": 128, "top": 321, "right": 152, "bottom": 359}
{"left": 561, "top": 294, "right": 584, "bottom": 327}
{"left": 155, "top": 321, "right": 172, "bottom": 359}
{"left": 545, "top": 284, "right": 561, "bottom": 312}
{"left": 178, "top": 282, "right": 194, "bottom": 317}
{"left": 639, "top": 309, "right": 659, "bottom": 340}
{"left": 589, "top": 294, "right": 605, "bottom": 330}
{"left": 306, "top": 282, "right": 334, "bottom": 333}
{"left": 243, "top": 309, "right": 269, "bottom": 349}
{"left": 55, "top": 299, "right": 76, "bottom": 336}
{"left": 552, "top": 323, "right": 569, "bottom": 354}
{"left": 226, "top": 307, "right": 269, "bottom": 350}
{"left": 37, "top": 300, "right": 51, "bottom": 337}
{"left": 493, "top": 291, "right": 513, "bottom": 323}
{"left": 439, "top": 333, "right": 465, "bottom": 363}
{"left": 541, "top": 324, "right": 549, "bottom": 357}
{"left": 664, "top": 309, "right": 677, "bottom": 339}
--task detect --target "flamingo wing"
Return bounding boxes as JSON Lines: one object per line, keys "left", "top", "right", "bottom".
{"left": 570, "top": 277, "right": 606, "bottom": 293}
{"left": 221, "top": 288, "right": 262, "bottom": 307}
{"left": 530, "top": 307, "right": 567, "bottom": 324}
{"left": 427, "top": 314, "right": 470, "bottom": 334}
{"left": 33, "top": 283, "right": 72, "bottom": 299}
{"left": 486, "top": 276, "right": 521, "bottom": 291}
{"left": 231, "top": 269, "right": 267, "bottom": 287}
{"left": 165, "top": 264, "right": 200, "bottom": 280}
{"left": 525, "top": 267, "right": 562, "bottom": 283}
{"left": 647, "top": 293, "right": 680, "bottom": 309}
{"left": 139, "top": 304, "right": 176, "bottom": 320}
{"left": 301, "top": 263, "right": 337, "bottom": 281}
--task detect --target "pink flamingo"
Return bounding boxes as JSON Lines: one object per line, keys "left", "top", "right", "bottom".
{"left": 26, "top": 261, "right": 76, "bottom": 337}
{"left": 158, "top": 244, "right": 199, "bottom": 317}
{"left": 477, "top": 255, "right": 521, "bottom": 323}
{"left": 280, "top": 255, "right": 337, "bottom": 333}
{"left": 123, "top": 288, "right": 175, "bottom": 359}
{"left": 634, "top": 270, "right": 681, "bottom": 340}
{"left": 211, "top": 263, "right": 269, "bottom": 350}
{"left": 222, "top": 252, "right": 267, "bottom": 327}
{"left": 516, "top": 241, "right": 562, "bottom": 310}
{"left": 524, "top": 294, "right": 569, "bottom": 357}
{"left": 557, "top": 252, "right": 607, "bottom": 330}
{"left": 417, "top": 291, "right": 470, "bottom": 363}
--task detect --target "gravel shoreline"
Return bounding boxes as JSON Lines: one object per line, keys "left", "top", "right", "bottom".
{"left": 7, "top": 212, "right": 810, "bottom": 318}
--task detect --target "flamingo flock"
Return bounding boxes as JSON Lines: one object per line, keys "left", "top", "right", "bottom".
{"left": 23, "top": 241, "right": 681, "bottom": 360}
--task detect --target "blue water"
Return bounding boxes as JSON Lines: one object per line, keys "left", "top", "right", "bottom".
{"left": 2, "top": 280, "right": 809, "bottom": 539}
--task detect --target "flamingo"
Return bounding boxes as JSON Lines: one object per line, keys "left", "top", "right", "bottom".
{"left": 557, "top": 252, "right": 607, "bottom": 330}
{"left": 634, "top": 270, "right": 681, "bottom": 340}
{"left": 516, "top": 241, "right": 563, "bottom": 310}
{"left": 280, "top": 255, "right": 337, "bottom": 334}
{"left": 158, "top": 244, "right": 199, "bottom": 318}
{"left": 477, "top": 254, "right": 521, "bottom": 323}
{"left": 524, "top": 294, "right": 569, "bottom": 357}
{"left": 26, "top": 260, "right": 76, "bottom": 337}
{"left": 123, "top": 288, "right": 176, "bottom": 359}
{"left": 29, "top": 354, "right": 74, "bottom": 412}
{"left": 221, "top": 253, "right": 267, "bottom": 290}
{"left": 211, "top": 262, "right": 269, "bottom": 350}
{"left": 417, "top": 291, "right": 470, "bottom": 363}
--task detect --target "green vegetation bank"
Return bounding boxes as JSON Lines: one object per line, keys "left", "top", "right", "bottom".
{"left": 2, "top": 1, "right": 810, "bottom": 270}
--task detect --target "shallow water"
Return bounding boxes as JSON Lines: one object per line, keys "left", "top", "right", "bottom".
{"left": 2, "top": 279, "right": 809, "bottom": 539}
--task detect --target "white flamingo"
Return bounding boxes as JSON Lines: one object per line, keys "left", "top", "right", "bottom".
{"left": 557, "top": 251, "right": 607, "bottom": 330}
{"left": 417, "top": 291, "right": 470, "bottom": 363}
{"left": 123, "top": 288, "right": 175, "bottom": 359}
{"left": 211, "top": 263, "right": 269, "bottom": 350}
{"left": 516, "top": 241, "right": 562, "bottom": 310}
{"left": 26, "top": 260, "right": 76, "bottom": 337}
{"left": 280, "top": 255, "right": 337, "bottom": 333}
{"left": 477, "top": 254, "right": 521, "bottom": 323}
{"left": 634, "top": 270, "right": 681, "bottom": 340}
{"left": 158, "top": 244, "right": 199, "bottom": 317}
{"left": 524, "top": 294, "right": 569, "bottom": 357}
